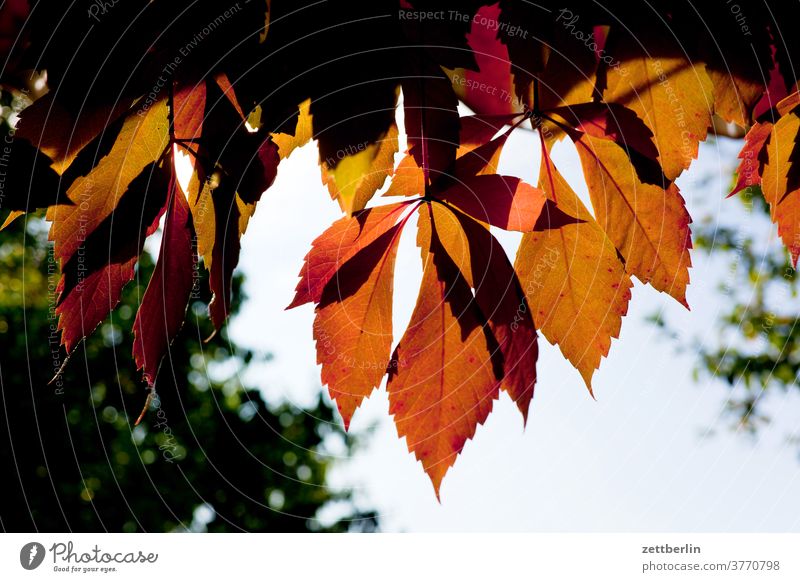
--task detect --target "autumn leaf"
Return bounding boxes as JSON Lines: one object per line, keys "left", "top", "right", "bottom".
{"left": 388, "top": 204, "right": 500, "bottom": 495}
{"left": 47, "top": 100, "right": 171, "bottom": 262}
{"left": 384, "top": 153, "right": 425, "bottom": 198}
{"left": 14, "top": 92, "right": 134, "bottom": 174}
{"left": 430, "top": 203, "right": 537, "bottom": 420}
{"left": 761, "top": 104, "right": 800, "bottom": 265}
{"left": 214, "top": 72, "right": 246, "bottom": 120}
{"left": 133, "top": 175, "right": 196, "bottom": 385}
{"left": 547, "top": 102, "right": 659, "bottom": 164}
{"left": 289, "top": 202, "right": 412, "bottom": 309}
{"left": 439, "top": 174, "right": 548, "bottom": 232}
{"left": 516, "top": 158, "right": 632, "bottom": 388}
{"left": 574, "top": 131, "right": 692, "bottom": 305}
{"left": 446, "top": 4, "right": 519, "bottom": 116}
{"left": 402, "top": 59, "right": 460, "bottom": 186}
{"left": 386, "top": 114, "right": 519, "bottom": 199}
{"left": 271, "top": 98, "right": 313, "bottom": 159}
{"left": 314, "top": 216, "right": 406, "bottom": 428}
{"left": 730, "top": 92, "right": 800, "bottom": 197}
{"left": 601, "top": 28, "right": 713, "bottom": 181}
{"left": 730, "top": 121, "right": 772, "bottom": 196}
{"left": 321, "top": 124, "right": 399, "bottom": 215}
{"left": 172, "top": 80, "right": 206, "bottom": 143}
{"left": 457, "top": 114, "right": 522, "bottom": 157}
{"left": 207, "top": 179, "right": 241, "bottom": 330}
{"left": 56, "top": 161, "right": 170, "bottom": 353}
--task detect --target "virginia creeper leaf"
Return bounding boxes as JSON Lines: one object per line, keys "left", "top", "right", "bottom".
{"left": 56, "top": 161, "right": 170, "bottom": 353}
{"left": 439, "top": 174, "right": 548, "bottom": 232}
{"left": 761, "top": 106, "right": 800, "bottom": 265}
{"left": 288, "top": 202, "right": 411, "bottom": 309}
{"left": 575, "top": 132, "right": 692, "bottom": 305}
{"left": 516, "top": 159, "right": 632, "bottom": 389}
{"left": 601, "top": 29, "right": 713, "bottom": 181}
{"left": 314, "top": 219, "right": 405, "bottom": 428}
{"left": 47, "top": 100, "right": 170, "bottom": 262}
{"left": 321, "top": 124, "right": 399, "bottom": 215}
{"left": 402, "top": 60, "right": 460, "bottom": 185}
{"left": 431, "top": 203, "right": 537, "bottom": 421}
{"left": 133, "top": 176, "right": 196, "bottom": 385}
{"left": 388, "top": 205, "right": 500, "bottom": 495}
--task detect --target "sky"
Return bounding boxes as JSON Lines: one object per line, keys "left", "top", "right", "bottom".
{"left": 226, "top": 109, "right": 800, "bottom": 532}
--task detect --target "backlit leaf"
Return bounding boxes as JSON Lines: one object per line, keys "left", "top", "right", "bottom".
{"left": 388, "top": 205, "right": 500, "bottom": 495}
{"left": 575, "top": 132, "right": 692, "bottom": 305}
{"left": 516, "top": 159, "right": 632, "bottom": 388}
{"left": 314, "top": 218, "right": 405, "bottom": 427}
{"left": 133, "top": 176, "right": 196, "bottom": 385}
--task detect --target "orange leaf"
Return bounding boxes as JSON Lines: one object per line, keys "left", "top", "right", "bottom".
{"left": 288, "top": 202, "right": 411, "bottom": 309}
{"left": 730, "top": 121, "right": 772, "bottom": 196}
{"left": 47, "top": 100, "right": 170, "bottom": 262}
{"left": 601, "top": 29, "right": 713, "bottom": 181}
{"left": 384, "top": 154, "right": 424, "bottom": 198}
{"left": 314, "top": 219, "right": 405, "bottom": 428}
{"left": 575, "top": 132, "right": 692, "bottom": 305}
{"left": 388, "top": 205, "right": 500, "bottom": 495}
{"left": 431, "top": 203, "right": 537, "bottom": 421}
{"left": 516, "top": 159, "right": 632, "bottom": 389}
{"left": 214, "top": 72, "right": 246, "bottom": 120}
{"left": 761, "top": 106, "right": 800, "bottom": 265}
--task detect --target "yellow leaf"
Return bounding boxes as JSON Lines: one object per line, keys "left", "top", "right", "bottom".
{"left": 762, "top": 107, "right": 800, "bottom": 265}
{"left": 320, "top": 124, "right": 399, "bottom": 215}
{"left": 602, "top": 32, "right": 713, "bottom": 181}
{"left": 47, "top": 100, "right": 170, "bottom": 261}
{"left": 271, "top": 98, "right": 313, "bottom": 159}
{"left": 575, "top": 133, "right": 692, "bottom": 305}
{"left": 516, "top": 160, "right": 632, "bottom": 388}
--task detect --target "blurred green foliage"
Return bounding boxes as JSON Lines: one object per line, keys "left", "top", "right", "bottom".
{"left": 0, "top": 216, "right": 378, "bottom": 532}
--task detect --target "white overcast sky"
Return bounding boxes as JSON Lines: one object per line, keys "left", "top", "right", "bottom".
{"left": 227, "top": 105, "right": 800, "bottom": 532}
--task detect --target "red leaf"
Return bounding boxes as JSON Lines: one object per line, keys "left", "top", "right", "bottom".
{"left": 173, "top": 80, "right": 206, "bottom": 142}
{"left": 439, "top": 174, "right": 548, "bottom": 232}
{"left": 288, "top": 202, "right": 411, "bottom": 309}
{"left": 133, "top": 177, "right": 196, "bottom": 385}
{"left": 730, "top": 121, "right": 771, "bottom": 197}
{"left": 56, "top": 162, "right": 170, "bottom": 353}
